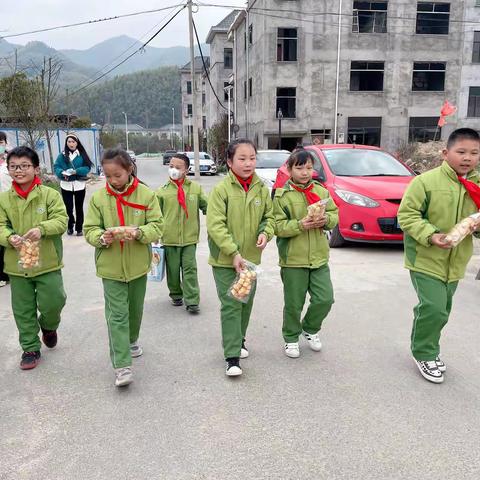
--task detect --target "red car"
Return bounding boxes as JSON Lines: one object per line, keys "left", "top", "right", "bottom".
{"left": 273, "top": 144, "right": 415, "bottom": 247}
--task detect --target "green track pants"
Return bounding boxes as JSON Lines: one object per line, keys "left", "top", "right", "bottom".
{"left": 212, "top": 267, "right": 256, "bottom": 359}
{"left": 164, "top": 244, "right": 200, "bottom": 306}
{"left": 102, "top": 275, "right": 147, "bottom": 369}
{"left": 410, "top": 271, "right": 458, "bottom": 361}
{"left": 9, "top": 270, "right": 66, "bottom": 352}
{"left": 281, "top": 265, "right": 334, "bottom": 343}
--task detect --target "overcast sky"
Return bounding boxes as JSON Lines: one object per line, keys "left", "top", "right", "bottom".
{"left": 2, "top": 1, "right": 247, "bottom": 50}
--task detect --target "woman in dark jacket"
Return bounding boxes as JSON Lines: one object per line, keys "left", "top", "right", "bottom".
{"left": 54, "top": 133, "right": 93, "bottom": 236}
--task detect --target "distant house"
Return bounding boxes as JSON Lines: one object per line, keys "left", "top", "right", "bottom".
{"left": 105, "top": 123, "right": 147, "bottom": 136}
{"left": 154, "top": 124, "right": 182, "bottom": 140}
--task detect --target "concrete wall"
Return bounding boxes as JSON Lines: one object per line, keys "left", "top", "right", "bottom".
{"left": 229, "top": 0, "right": 468, "bottom": 152}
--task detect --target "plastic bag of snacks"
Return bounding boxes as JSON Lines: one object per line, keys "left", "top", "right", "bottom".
{"left": 306, "top": 198, "right": 329, "bottom": 221}
{"left": 107, "top": 226, "right": 139, "bottom": 241}
{"left": 148, "top": 243, "right": 165, "bottom": 282}
{"left": 18, "top": 238, "right": 40, "bottom": 270}
{"left": 444, "top": 212, "right": 480, "bottom": 247}
{"left": 228, "top": 261, "right": 258, "bottom": 304}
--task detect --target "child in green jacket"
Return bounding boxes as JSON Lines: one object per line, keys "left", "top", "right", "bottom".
{"left": 207, "top": 139, "right": 275, "bottom": 377}
{"left": 398, "top": 128, "right": 480, "bottom": 384}
{"left": 273, "top": 149, "right": 338, "bottom": 359}
{"left": 84, "top": 149, "right": 163, "bottom": 387}
{"left": 0, "top": 146, "right": 68, "bottom": 370}
{"left": 157, "top": 153, "right": 208, "bottom": 314}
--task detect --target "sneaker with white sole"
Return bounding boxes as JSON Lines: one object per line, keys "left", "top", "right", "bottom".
{"left": 414, "top": 359, "right": 444, "bottom": 384}
{"left": 130, "top": 342, "right": 143, "bottom": 358}
{"left": 284, "top": 342, "right": 300, "bottom": 358}
{"left": 302, "top": 331, "right": 322, "bottom": 352}
{"left": 225, "top": 357, "right": 242, "bottom": 376}
{"left": 115, "top": 367, "right": 133, "bottom": 387}
{"left": 240, "top": 339, "right": 249, "bottom": 359}
{"left": 435, "top": 356, "right": 446, "bottom": 373}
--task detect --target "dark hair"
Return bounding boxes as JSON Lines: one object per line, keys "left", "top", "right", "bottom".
{"left": 287, "top": 149, "right": 316, "bottom": 169}
{"left": 101, "top": 148, "right": 145, "bottom": 183}
{"left": 447, "top": 128, "right": 480, "bottom": 149}
{"left": 0, "top": 131, "right": 7, "bottom": 143}
{"left": 172, "top": 153, "right": 190, "bottom": 169}
{"left": 7, "top": 146, "right": 40, "bottom": 167}
{"left": 64, "top": 133, "right": 93, "bottom": 168}
{"left": 226, "top": 138, "right": 257, "bottom": 161}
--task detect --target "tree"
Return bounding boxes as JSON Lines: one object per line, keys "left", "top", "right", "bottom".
{"left": 208, "top": 114, "right": 229, "bottom": 163}
{"left": 71, "top": 117, "right": 92, "bottom": 128}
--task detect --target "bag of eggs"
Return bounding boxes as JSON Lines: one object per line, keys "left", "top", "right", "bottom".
{"left": 228, "top": 261, "right": 258, "bottom": 304}
{"left": 444, "top": 212, "right": 480, "bottom": 247}
{"left": 306, "top": 198, "right": 329, "bottom": 222}
{"left": 107, "top": 226, "right": 139, "bottom": 241}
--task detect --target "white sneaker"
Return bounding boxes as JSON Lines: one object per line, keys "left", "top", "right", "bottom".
{"left": 284, "top": 342, "right": 300, "bottom": 358}
{"left": 130, "top": 342, "right": 143, "bottom": 358}
{"left": 226, "top": 358, "right": 242, "bottom": 376}
{"left": 0, "top": 280, "right": 7, "bottom": 287}
{"left": 435, "top": 356, "right": 446, "bottom": 372}
{"left": 302, "top": 331, "right": 322, "bottom": 352}
{"left": 414, "top": 358, "right": 444, "bottom": 384}
{"left": 240, "top": 339, "right": 249, "bottom": 359}
{"left": 115, "top": 367, "right": 133, "bottom": 387}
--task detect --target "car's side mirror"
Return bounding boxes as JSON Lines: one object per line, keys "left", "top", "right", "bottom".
{"left": 413, "top": 170, "right": 421, "bottom": 176}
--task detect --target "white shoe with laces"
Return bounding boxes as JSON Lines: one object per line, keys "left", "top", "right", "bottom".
{"left": 302, "top": 331, "right": 322, "bottom": 352}
{"left": 435, "top": 356, "right": 446, "bottom": 372}
{"left": 240, "top": 339, "right": 249, "bottom": 359}
{"left": 414, "top": 358, "right": 444, "bottom": 383}
{"left": 284, "top": 342, "right": 300, "bottom": 358}
{"left": 115, "top": 367, "right": 133, "bottom": 387}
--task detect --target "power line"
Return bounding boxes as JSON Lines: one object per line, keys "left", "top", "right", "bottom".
{"left": 65, "top": 5, "right": 187, "bottom": 99}
{"left": 0, "top": 4, "right": 185, "bottom": 40}
{"left": 191, "top": 18, "right": 229, "bottom": 113}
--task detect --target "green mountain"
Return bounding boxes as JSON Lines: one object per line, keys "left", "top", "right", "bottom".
{"left": 61, "top": 35, "right": 209, "bottom": 74}
{"left": 69, "top": 66, "right": 181, "bottom": 128}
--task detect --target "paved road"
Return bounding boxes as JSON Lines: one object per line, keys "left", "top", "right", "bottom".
{"left": 1, "top": 157, "right": 480, "bottom": 479}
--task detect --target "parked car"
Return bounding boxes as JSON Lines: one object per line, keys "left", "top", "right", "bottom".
{"left": 182, "top": 152, "right": 217, "bottom": 175}
{"left": 255, "top": 150, "right": 291, "bottom": 191}
{"left": 163, "top": 150, "right": 177, "bottom": 165}
{"left": 126, "top": 150, "right": 136, "bottom": 162}
{"left": 273, "top": 144, "right": 415, "bottom": 247}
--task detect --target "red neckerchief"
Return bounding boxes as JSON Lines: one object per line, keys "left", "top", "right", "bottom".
{"left": 105, "top": 177, "right": 150, "bottom": 226}
{"left": 233, "top": 171, "right": 253, "bottom": 192}
{"left": 458, "top": 175, "right": 480, "bottom": 209}
{"left": 290, "top": 182, "right": 321, "bottom": 205}
{"left": 12, "top": 176, "right": 42, "bottom": 199}
{"left": 172, "top": 178, "right": 188, "bottom": 218}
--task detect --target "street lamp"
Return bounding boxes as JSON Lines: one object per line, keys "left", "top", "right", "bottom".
{"left": 171, "top": 107, "right": 175, "bottom": 149}
{"left": 122, "top": 111, "right": 129, "bottom": 151}
{"left": 224, "top": 83, "right": 234, "bottom": 143}
{"left": 277, "top": 108, "right": 283, "bottom": 150}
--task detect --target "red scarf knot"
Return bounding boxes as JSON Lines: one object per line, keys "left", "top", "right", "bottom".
{"left": 458, "top": 175, "right": 480, "bottom": 209}
{"left": 105, "top": 176, "right": 150, "bottom": 226}
{"left": 172, "top": 178, "right": 188, "bottom": 218}
{"left": 290, "top": 182, "right": 321, "bottom": 205}
{"left": 12, "top": 176, "right": 42, "bottom": 199}
{"left": 233, "top": 171, "right": 253, "bottom": 192}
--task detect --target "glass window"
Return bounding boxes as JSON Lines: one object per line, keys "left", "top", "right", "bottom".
{"left": 409, "top": 117, "right": 440, "bottom": 142}
{"left": 277, "top": 28, "right": 298, "bottom": 61}
{"left": 347, "top": 117, "right": 382, "bottom": 147}
{"left": 276, "top": 87, "right": 296, "bottom": 118}
{"left": 468, "top": 87, "right": 480, "bottom": 117}
{"left": 350, "top": 61, "right": 384, "bottom": 91}
{"left": 224, "top": 48, "right": 233, "bottom": 69}
{"left": 416, "top": 2, "right": 450, "bottom": 35}
{"left": 187, "top": 104, "right": 192, "bottom": 116}
{"left": 186, "top": 81, "right": 192, "bottom": 94}
{"left": 473, "top": 32, "right": 480, "bottom": 63}
{"left": 412, "top": 62, "right": 446, "bottom": 91}
{"left": 353, "top": 1, "right": 388, "bottom": 33}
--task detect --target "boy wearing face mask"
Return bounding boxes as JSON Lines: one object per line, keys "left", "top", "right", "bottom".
{"left": 156, "top": 154, "right": 208, "bottom": 313}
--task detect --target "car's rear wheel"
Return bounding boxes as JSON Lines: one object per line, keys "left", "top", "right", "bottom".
{"left": 327, "top": 226, "right": 346, "bottom": 248}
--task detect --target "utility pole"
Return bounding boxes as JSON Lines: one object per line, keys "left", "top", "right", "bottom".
{"left": 122, "top": 111, "right": 129, "bottom": 151}
{"left": 171, "top": 107, "right": 175, "bottom": 149}
{"left": 188, "top": 0, "right": 200, "bottom": 179}
{"left": 333, "top": 0, "right": 343, "bottom": 144}
{"left": 277, "top": 108, "right": 283, "bottom": 150}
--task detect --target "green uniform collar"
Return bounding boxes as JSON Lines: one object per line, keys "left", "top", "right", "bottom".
{"left": 440, "top": 160, "right": 479, "bottom": 183}
{"left": 227, "top": 170, "right": 261, "bottom": 190}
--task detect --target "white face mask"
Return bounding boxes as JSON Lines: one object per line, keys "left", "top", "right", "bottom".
{"left": 169, "top": 167, "right": 182, "bottom": 181}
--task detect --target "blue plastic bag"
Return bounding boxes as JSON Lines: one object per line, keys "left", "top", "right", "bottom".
{"left": 148, "top": 243, "right": 165, "bottom": 282}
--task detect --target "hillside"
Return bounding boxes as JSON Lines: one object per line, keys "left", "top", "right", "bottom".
{"left": 69, "top": 66, "right": 181, "bottom": 128}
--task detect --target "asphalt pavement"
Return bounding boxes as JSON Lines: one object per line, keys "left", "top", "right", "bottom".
{"left": 1, "top": 157, "right": 480, "bottom": 480}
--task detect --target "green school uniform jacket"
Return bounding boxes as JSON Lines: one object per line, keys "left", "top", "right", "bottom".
{"left": 156, "top": 178, "right": 208, "bottom": 246}
{"left": 273, "top": 180, "right": 339, "bottom": 268}
{"left": 397, "top": 161, "right": 480, "bottom": 283}
{"left": 206, "top": 171, "right": 275, "bottom": 268}
{"left": 0, "top": 184, "right": 68, "bottom": 277}
{"left": 84, "top": 181, "right": 163, "bottom": 282}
